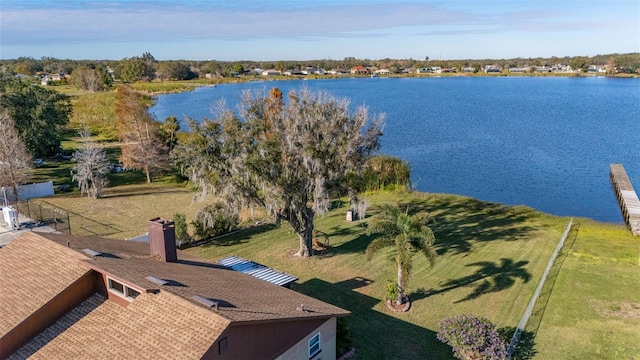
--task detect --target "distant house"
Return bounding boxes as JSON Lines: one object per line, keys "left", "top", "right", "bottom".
{"left": 441, "top": 68, "right": 456, "bottom": 73}
{"left": 415, "top": 67, "right": 441, "bottom": 74}
{"left": 375, "top": 69, "right": 391, "bottom": 75}
{"left": 461, "top": 67, "right": 475, "bottom": 73}
{"left": 587, "top": 65, "right": 606, "bottom": 73}
{"left": 484, "top": 66, "right": 502, "bottom": 73}
{"left": 262, "top": 69, "right": 281, "bottom": 76}
{"left": 327, "top": 69, "right": 349, "bottom": 75}
{"left": 302, "top": 67, "right": 326, "bottom": 75}
{"left": 284, "top": 69, "right": 303, "bottom": 76}
{"left": 0, "top": 219, "right": 349, "bottom": 359}
{"left": 350, "top": 66, "right": 368, "bottom": 74}
{"left": 509, "top": 67, "right": 528, "bottom": 73}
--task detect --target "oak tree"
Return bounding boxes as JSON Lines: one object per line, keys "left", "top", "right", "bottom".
{"left": 0, "top": 78, "right": 72, "bottom": 157}
{"left": 174, "top": 87, "right": 383, "bottom": 257}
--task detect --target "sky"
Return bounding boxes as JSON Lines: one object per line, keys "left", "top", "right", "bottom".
{"left": 1, "top": 0, "right": 639, "bottom": 61}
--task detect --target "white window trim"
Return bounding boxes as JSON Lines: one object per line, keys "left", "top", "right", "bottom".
{"left": 107, "top": 277, "right": 140, "bottom": 301}
{"left": 308, "top": 332, "right": 321, "bottom": 358}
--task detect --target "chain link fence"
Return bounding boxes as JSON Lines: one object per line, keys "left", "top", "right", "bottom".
{"left": 12, "top": 199, "right": 121, "bottom": 237}
{"left": 507, "top": 218, "right": 574, "bottom": 357}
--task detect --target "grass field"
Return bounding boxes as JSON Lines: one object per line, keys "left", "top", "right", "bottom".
{"left": 26, "top": 130, "right": 639, "bottom": 359}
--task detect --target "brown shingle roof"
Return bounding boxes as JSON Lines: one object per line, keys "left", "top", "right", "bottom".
{"left": 0, "top": 232, "right": 91, "bottom": 337}
{"left": 2, "top": 231, "right": 349, "bottom": 358}
{"left": 8, "top": 292, "right": 230, "bottom": 360}
{"left": 85, "top": 255, "right": 349, "bottom": 322}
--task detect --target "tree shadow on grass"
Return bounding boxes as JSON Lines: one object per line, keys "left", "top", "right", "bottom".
{"left": 400, "top": 196, "right": 540, "bottom": 256}
{"left": 293, "top": 277, "right": 454, "bottom": 360}
{"left": 333, "top": 195, "right": 539, "bottom": 258}
{"left": 499, "top": 327, "right": 537, "bottom": 360}
{"left": 192, "top": 223, "right": 278, "bottom": 248}
{"left": 424, "top": 258, "right": 531, "bottom": 302}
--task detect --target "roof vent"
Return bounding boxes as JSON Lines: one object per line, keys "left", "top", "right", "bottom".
{"left": 83, "top": 248, "right": 101, "bottom": 257}
{"left": 145, "top": 276, "right": 168, "bottom": 286}
{"left": 192, "top": 295, "right": 219, "bottom": 309}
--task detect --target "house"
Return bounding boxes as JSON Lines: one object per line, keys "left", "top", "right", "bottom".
{"left": 301, "top": 67, "right": 326, "bottom": 75}
{"left": 0, "top": 218, "right": 349, "bottom": 359}
{"left": 284, "top": 69, "right": 303, "bottom": 76}
{"left": 262, "top": 69, "right": 281, "bottom": 76}
{"left": 509, "top": 67, "right": 528, "bottom": 73}
{"left": 350, "top": 66, "right": 368, "bottom": 75}
{"left": 415, "top": 67, "right": 441, "bottom": 74}
{"left": 484, "top": 66, "right": 502, "bottom": 73}
{"left": 373, "top": 69, "right": 391, "bottom": 75}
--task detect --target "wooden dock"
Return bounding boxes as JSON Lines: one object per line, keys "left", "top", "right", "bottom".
{"left": 610, "top": 164, "right": 640, "bottom": 236}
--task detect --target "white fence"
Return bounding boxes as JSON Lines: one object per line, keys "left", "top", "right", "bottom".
{"left": 2, "top": 181, "right": 55, "bottom": 203}
{"left": 507, "top": 218, "right": 574, "bottom": 357}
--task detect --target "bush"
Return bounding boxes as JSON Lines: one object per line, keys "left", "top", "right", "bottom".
{"left": 191, "top": 202, "right": 239, "bottom": 240}
{"left": 384, "top": 279, "right": 399, "bottom": 302}
{"left": 173, "top": 213, "right": 190, "bottom": 244}
{"left": 437, "top": 314, "right": 507, "bottom": 360}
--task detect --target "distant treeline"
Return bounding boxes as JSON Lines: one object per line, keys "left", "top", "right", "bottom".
{"left": 1, "top": 52, "right": 638, "bottom": 83}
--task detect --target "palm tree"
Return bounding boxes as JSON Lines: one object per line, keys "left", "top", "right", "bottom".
{"left": 366, "top": 204, "right": 437, "bottom": 305}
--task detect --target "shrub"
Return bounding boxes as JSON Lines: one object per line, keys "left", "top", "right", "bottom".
{"left": 384, "top": 279, "right": 399, "bottom": 302}
{"left": 173, "top": 213, "right": 190, "bottom": 244}
{"left": 437, "top": 314, "right": 507, "bottom": 360}
{"left": 191, "top": 202, "right": 239, "bottom": 240}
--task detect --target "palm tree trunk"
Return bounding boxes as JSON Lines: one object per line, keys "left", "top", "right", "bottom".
{"left": 397, "top": 263, "right": 404, "bottom": 305}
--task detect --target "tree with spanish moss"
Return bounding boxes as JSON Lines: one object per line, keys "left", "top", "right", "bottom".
{"left": 173, "top": 87, "right": 383, "bottom": 257}
{"left": 366, "top": 204, "right": 437, "bottom": 305}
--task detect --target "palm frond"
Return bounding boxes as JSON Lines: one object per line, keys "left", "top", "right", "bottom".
{"left": 365, "top": 237, "right": 395, "bottom": 261}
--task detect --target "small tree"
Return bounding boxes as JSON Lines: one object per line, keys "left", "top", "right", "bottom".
{"left": 0, "top": 111, "right": 32, "bottom": 199}
{"left": 366, "top": 204, "right": 437, "bottom": 305}
{"left": 437, "top": 314, "right": 507, "bottom": 360}
{"left": 115, "top": 85, "right": 167, "bottom": 182}
{"left": 173, "top": 213, "right": 190, "bottom": 245}
{"left": 71, "top": 126, "right": 110, "bottom": 198}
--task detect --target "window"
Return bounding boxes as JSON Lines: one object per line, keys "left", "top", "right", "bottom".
{"left": 107, "top": 277, "right": 140, "bottom": 301}
{"left": 308, "top": 332, "right": 321, "bottom": 358}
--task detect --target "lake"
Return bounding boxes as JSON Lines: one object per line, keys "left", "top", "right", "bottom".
{"left": 150, "top": 76, "right": 640, "bottom": 223}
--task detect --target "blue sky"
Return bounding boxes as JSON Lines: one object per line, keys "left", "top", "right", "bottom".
{"left": 1, "top": 0, "right": 638, "bottom": 61}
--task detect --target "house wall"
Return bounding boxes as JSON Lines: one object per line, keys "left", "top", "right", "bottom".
{"left": 0, "top": 271, "right": 99, "bottom": 357}
{"left": 201, "top": 317, "right": 334, "bottom": 360}
{"left": 276, "top": 317, "right": 337, "bottom": 360}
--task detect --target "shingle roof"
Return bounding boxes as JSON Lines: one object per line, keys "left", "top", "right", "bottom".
{"left": 8, "top": 292, "right": 230, "bottom": 360}
{"left": 2, "top": 231, "right": 349, "bottom": 358}
{"left": 85, "top": 253, "right": 348, "bottom": 323}
{"left": 0, "top": 232, "right": 91, "bottom": 337}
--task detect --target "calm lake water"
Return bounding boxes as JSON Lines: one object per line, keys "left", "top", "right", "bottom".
{"left": 150, "top": 77, "right": 640, "bottom": 223}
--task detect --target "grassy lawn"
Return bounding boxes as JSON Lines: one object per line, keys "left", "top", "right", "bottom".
{"left": 23, "top": 127, "right": 637, "bottom": 358}
{"left": 28, "top": 175, "right": 637, "bottom": 359}
{"left": 531, "top": 222, "right": 640, "bottom": 359}
{"left": 185, "top": 191, "right": 573, "bottom": 359}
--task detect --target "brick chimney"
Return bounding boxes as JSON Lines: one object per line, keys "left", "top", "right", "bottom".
{"left": 148, "top": 218, "right": 177, "bottom": 262}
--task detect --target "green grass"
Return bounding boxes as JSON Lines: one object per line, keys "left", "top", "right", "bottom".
{"left": 33, "top": 169, "right": 638, "bottom": 359}
{"left": 531, "top": 222, "right": 640, "bottom": 359}
{"left": 24, "top": 136, "right": 638, "bottom": 358}
{"left": 184, "top": 191, "right": 571, "bottom": 359}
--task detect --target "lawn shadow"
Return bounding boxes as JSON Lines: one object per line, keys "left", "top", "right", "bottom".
{"left": 333, "top": 195, "right": 539, "bottom": 258}
{"left": 499, "top": 327, "right": 537, "bottom": 360}
{"left": 191, "top": 223, "right": 279, "bottom": 248}
{"left": 424, "top": 258, "right": 531, "bottom": 302}
{"left": 293, "top": 277, "right": 454, "bottom": 359}
{"left": 399, "top": 196, "right": 540, "bottom": 256}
